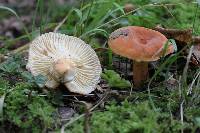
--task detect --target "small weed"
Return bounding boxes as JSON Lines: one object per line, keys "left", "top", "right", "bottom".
{"left": 101, "top": 70, "right": 131, "bottom": 89}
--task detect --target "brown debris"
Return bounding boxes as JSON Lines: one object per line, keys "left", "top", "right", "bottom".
{"left": 154, "top": 25, "right": 192, "bottom": 44}
{"left": 154, "top": 25, "right": 200, "bottom": 45}
{"left": 192, "top": 36, "right": 200, "bottom": 44}
{"left": 58, "top": 107, "right": 75, "bottom": 124}
{"left": 0, "top": 54, "right": 6, "bottom": 63}
{"left": 124, "top": 3, "right": 136, "bottom": 13}
{"left": 191, "top": 44, "right": 200, "bottom": 66}
{"left": 154, "top": 25, "right": 200, "bottom": 67}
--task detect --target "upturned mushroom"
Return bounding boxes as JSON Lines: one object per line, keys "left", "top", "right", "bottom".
{"left": 27, "top": 32, "right": 102, "bottom": 94}
{"left": 108, "top": 26, "right": 176, "bottom": 87}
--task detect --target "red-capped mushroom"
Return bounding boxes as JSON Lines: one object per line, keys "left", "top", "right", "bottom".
{"left": 108, "top": 26, "right": 175, "bottom": 87}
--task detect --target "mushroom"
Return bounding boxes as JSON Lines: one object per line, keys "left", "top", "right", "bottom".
{"left": 27, "top": 32, "right": 102, "bottom": 94}
{"left": 108, "top": 26, "right": 176, "bottom": 87}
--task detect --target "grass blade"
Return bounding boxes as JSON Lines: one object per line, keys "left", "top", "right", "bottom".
{"left": 0, "top": 6, "right": 31, "bottom": 40}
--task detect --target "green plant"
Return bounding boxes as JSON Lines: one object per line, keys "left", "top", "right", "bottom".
{"left": 65, "top": 100, "right": 185, "bottom": 133}
{"left": 21, "top": 71, "right": 47, "bottom": 87}
{"left": 0, "top": 55, "right": 23, "bottom": 74}
{"left": 101, "top": 70, "right": 131, "bottom": 89}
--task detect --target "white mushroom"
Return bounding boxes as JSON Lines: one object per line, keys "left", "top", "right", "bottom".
{"left": 27, "top": 32, "right": 102, "bottom": 94}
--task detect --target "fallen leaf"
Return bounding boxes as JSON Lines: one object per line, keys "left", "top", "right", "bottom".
{"left": 154, "top": 25, "right": 192, "bottom": 44}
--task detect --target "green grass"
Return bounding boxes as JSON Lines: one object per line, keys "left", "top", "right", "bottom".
{"left": 0, "top": 0, "right": 200, "bottom": 132}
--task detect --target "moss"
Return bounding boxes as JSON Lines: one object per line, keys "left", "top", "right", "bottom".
{"left": 2, "top": 83, "right": 58, "bottom": 133}
{"left": 65, "top": 101, "right": 188, "bottom": 133}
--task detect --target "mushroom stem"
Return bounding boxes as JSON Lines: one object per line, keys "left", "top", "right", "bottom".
{"left": 54, "top": 58, "right": 76, "bottom": 82}
{"left": 54, "top": 58, "right": 74, "bottom": 75}
{"left": 63, "top": 68, "right": 76, "bottom": 83}
{"left": 133, "top": 61, "right": 149, "bottom": 88}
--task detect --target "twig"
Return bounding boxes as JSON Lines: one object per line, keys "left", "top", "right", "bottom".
{"left": 38, "top": 94, "right": 95, "bottom": 97}
{"left": 183, "top": 46, "right": 194, "bottom": 83}
{"left": 82, "top": 102, "right": 92, "bottom": 133}
{"left": 180, "top": 100, "right": 184, "bottom": 133}
{"left": 178, "top": 76, "right": 182, "bottom": 99}
{"left": 187, "top": 70, "right": 200, "bottom": 95}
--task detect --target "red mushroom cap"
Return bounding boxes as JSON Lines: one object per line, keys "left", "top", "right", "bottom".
{"left": 108, "top": 26, "right": 174, "bottom": 62}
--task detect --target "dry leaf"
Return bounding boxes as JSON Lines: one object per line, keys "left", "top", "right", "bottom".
{"left": 154, "top": 25, "right": 192, "bottom": 44}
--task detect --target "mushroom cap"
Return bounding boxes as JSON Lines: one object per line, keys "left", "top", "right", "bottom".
{"left": 108, "top": 26, "right": 175, "bottom": 62}
{"left": 27, "top": 32, "right": 102, "bottom": 94}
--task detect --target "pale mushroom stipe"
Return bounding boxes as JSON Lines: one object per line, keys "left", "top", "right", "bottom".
{"left": 108, "top": 26, "right": 176, "bottom": 87}
{"left": 27, "top": 32, "right": 102, "bottom": 94}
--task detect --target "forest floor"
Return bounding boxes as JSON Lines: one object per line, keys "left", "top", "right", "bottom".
{"left": 0, "top": 0, "right": 200, "bottom": 133}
